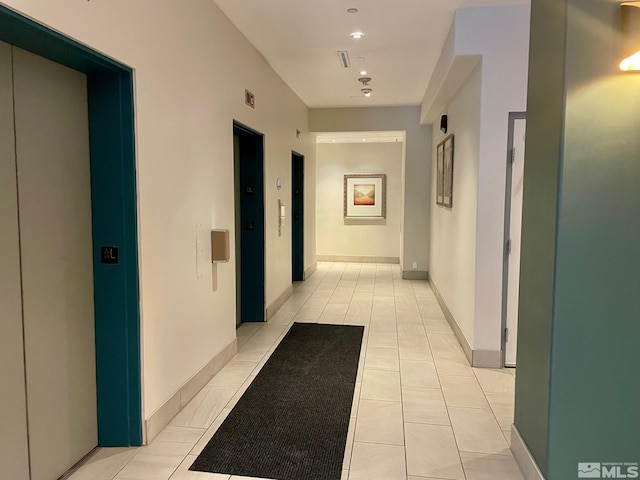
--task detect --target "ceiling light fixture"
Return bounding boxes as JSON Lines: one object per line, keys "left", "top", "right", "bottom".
{"left": 362, "top": 138, "right": 367, "bottom": 142}
{"left": 359, "top": 70, "right": 368, "bottom": 75}
{"left": 350, "top": 32, "right": 364, "bottom": 40}
{"left": 620, "top": 2, "right": 640, "bottom": 70}
{"left": 347, "top": 8, "right": 358, "bottom": 14}
{"left": 361, "top": 88, "right": 372, "bottom": 97}
{"left": 358, "top": 77, "right": 372, "bottom": 85}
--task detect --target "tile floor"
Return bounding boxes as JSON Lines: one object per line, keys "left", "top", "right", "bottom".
{"left": 68, "top": 262, "right": 523, "bottom": 480}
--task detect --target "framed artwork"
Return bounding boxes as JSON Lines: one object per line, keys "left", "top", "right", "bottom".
{"left": 436, "top": 134, "right": 454, "bottom": 207}
{"left": 436, "top": 142, "right": 444, "bottom": 205}
{"left": 343, "top": 174, "right": 387, "bottom": 218}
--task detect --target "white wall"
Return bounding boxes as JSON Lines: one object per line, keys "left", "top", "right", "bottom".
{"left": 309, "top": 107, "right": 431, "bottom": 274}
{"left": 1, "top": 0, "right": 316, "bottom": 419}
{"left": 316, "top": 142, "right": 403, "bottom": 259}
{"left": 427, "top": 5, "right": 530, "bottom": 356}
{"left": 430, "top": 63, "right": 481, "bottom": 346}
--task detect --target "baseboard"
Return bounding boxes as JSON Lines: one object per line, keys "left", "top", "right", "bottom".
{"left": 402, "top": 270, "right": 428, "bottom": 280}
{"left": 472, "top": 349, "right": 502, "bottom": 368}
{"left": 317, "top": 255, "right": 399, "bottom": 264}
{"left": 511, "top": 425, "right": 546, "bottom": 480}
{"left": 266, "top": 284, "right": 293, "bottom": 321}
{"left": 427, "top": 275, "right": 502, "bottom": 368}
{"left": 304, "top": 262, "right": 317, "bottom": 280}
{"left": 144, "top": 338, "right": 238, "bottom": 443}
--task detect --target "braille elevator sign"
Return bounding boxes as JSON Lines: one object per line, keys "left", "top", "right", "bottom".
{"left": 101, "top": 246, "right": 119, "bottom": 264}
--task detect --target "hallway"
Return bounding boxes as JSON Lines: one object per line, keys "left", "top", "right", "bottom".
{"left": 67, "top": 263, "right": 523, "bottom": 480}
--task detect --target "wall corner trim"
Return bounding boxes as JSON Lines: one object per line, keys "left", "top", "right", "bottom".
{"left": 144, "top": 338, "right": 238, "bottom": 443}
{"left": 511, "top": 425, "right": 546, "bottom": 480}
{"left": 266, "top": 284, "right": 293, "bottom": 321}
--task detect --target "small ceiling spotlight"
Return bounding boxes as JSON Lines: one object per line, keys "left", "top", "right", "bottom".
{"left": 347, "top": 8, "right": 359, "bottom": 14}
{"left": 361, "top": 88, "right": 372, "bottom": 97}
{"left": 358, "top": 76, "right": 372, "bottom": 85}
{"left": 350, "top": 31, "right": 364, "bottom": 40}
{"left": 359, "top": 70, "right": 368, "bottom": 75}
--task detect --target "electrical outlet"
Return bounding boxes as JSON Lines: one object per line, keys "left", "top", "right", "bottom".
{"left": 412, "top": 262, "right": 417, "bottom": 269}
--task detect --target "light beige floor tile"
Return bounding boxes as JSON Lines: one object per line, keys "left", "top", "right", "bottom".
{"left": 351, "top": 382, "right": 362, "bottom": 416}
{"left": 206, "top": 361, "right": 256, "bottom": 390}
{"left": 368, "top": 333, "right": 398, "bottom": 348}
{"left": 364, "top": 346, "right": 400, "bottom": 371}
{"left": 460, "top": 452, "right": 525, "bottom": 480}
{"left": 439, "top": 375, "right": 489, "bottom": 409}
{"left": 424, "top": 319, "right": 454, "bottom": 334}
{"left": 397, "top": 313, "right": 424, "bottom": 325}
{"left": 448, "top": 407, "right": 510, "bottom": 455}
{"left": 433, "top": 355, "right": 474, "bottom": 377}
{"left": 319, "top": 313, "right": 346, "bottom": 324}
{"left": 170, "top": 388, "right": 236, "bottom": 429}
{"left": 407, "top": 477, "right": 452, "bottom": 480}
{"left": 115, "top": 452, "right": 184, "bottom": 480}
{"left": 399, "top": 337, "right": 433, "bottom": 362}
{"left": 400, "top": 359, "right": 440, "bottom": 389}
{"left": 324, "top": 303, "right": 350, "bottom": 314}
{"left": 354, "top": 399, "right": 404, "bottom": 445}
{"left": 473, "top": 368, "right": 516, "bottom": 394}
{"left": 397, "top": 324, "right": 427, "bottom": 338}
{"left": 348, "top": 442, "right": 406, "bottom": 480}
{"left": 502, "top": 428, "right": 512, "bottom": 446}
{"left": 144, "top": 426, "right": 205, "bottom": 456}
{"left": 190, "top": 408, "right": 232, "bottom": 455}
{"left": 169, "top": 455, "right": 230, "bottom": 479}
{"left": 369, "top": 317, "right": 397, "bottom": 334}
{"left": 66, "top": 447, "right": 140, "bottom": 480}
{"left": 361, "top": 369, "right": 401, "bottom": 401}
{"left": 428, "top": 334, "right": 466, "bottom": 360}
{"left": 402, "top": 387, "right": 450, "bottom": 425}
{"left": 404, "top": 423, "right": 465, "bottom": 479}
{"left": 484, "top": 393, "right": 514, "bottom": 431}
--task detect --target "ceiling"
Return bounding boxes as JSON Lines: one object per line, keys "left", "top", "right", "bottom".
{"left": 212, "top": 0, "right": 529, "bottom": 109}
{"left": 316, "top": 131, "right": 405, "bottom": 144}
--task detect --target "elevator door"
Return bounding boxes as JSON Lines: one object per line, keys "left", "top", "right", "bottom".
{"left": 0, "top": 42, "right": 97, "bottom": 480}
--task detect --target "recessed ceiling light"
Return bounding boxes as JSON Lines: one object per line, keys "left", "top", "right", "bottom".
{"left": 359, "top": 70, "right": 368, "bottom": 75}
{"left": 361, "top": 88, "right": 372, "bottom": 96}
{"left": 350, "top": 32, "right": 364, "bottom": 40}
{"left": 362, "top": 138, "right": 367, "bottom": 142}
{"left": 332, "top": 139, "right": 337, "bottom": 142}
{"left": 347, "top": 8, "right": 358, "bottom": 14}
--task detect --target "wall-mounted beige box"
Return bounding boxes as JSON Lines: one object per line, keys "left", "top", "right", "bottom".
{"left": 211, "top": 229, "right": 230, "bottom": 263}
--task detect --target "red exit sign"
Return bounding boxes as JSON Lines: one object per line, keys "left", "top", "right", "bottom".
{"left": 245, "top": 89, "right": 255, "bottom": 108}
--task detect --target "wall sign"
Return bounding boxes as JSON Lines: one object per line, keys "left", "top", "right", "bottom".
{"left": 245, "top": 89, "right": 255, "bottom": 108}
{"left": 101, "top": 246, "right": 119, "bottom": 264}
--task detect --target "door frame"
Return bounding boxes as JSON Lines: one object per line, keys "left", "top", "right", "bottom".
{"left": 0, "top": 6, "right": 142, "bottom": 446}
{"left": 291, "top": 151, "right": 304, "bottom": 282}
{"left": 233, "top": 121, "right": 266, "bottom": 323}
{"left": 501, "top": 111, "right": 526, "bottom": 367}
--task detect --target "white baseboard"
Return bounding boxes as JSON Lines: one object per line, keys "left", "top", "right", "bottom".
{"left": 428, "top": 274, "right": 502, "bottom": 368}
{"left": 317, "top": 255, "right": 399, "bottom": 264}
{"left": 144, "top": 338, "right": 237, "bottom": 443}
{"left": 511, "top": 425, "right": 546, "bottom": 480}
{"left": 266, "top": 284, "right": 293, "bottom": 321}
{"left": 304, "top": 262, "right": 317, "bottom": 280}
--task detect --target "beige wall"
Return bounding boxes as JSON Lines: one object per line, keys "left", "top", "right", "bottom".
{"left": 310, "top": 106, "right": 431, "bottom": 274}
{"left": 1, "top": 0, "right": 316, "bottom": 418}
{"left": 430, "top": 63, "right": 481, "bottom": 348}
{"left": 316, "top": 142, "right": 403, "bottom": 259}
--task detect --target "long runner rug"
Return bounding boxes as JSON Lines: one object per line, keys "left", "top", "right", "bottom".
{"left": 190, "top": 322, "right": 364, "bottom": 480}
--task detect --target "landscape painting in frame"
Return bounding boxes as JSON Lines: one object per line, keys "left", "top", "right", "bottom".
{"left": 436, "top": 134, "right": 454, "bottom": 208}
{"left": 344, "top": 174, "right": 387, "bottom": 218}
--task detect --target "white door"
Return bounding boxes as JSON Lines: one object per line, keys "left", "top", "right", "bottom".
{"left": 505, "top": 118, "right": 526, "bottom": 367}
{"left": 0, "top": 42, "right": 97, "bottom": 480}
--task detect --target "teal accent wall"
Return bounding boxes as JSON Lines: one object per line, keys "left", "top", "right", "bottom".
{"left": 516, "top": 1, "right": 640, "bottom": 478}
{"left": 0, "top": 5, "right": 142, "bottom": 446}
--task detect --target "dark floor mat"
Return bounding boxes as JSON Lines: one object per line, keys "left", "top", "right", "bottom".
{"left": 190, "top": 322, "right": 364, "bottom": 480}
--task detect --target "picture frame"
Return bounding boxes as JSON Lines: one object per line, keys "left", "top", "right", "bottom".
{"left": 343, "top": 174, "right": 387, "bottom": 218}
{"left": 436, "top": 142, "right": 444, "bottom": 205}
{"left": 436, "top": 134, "right": 454, "bottom": 207}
